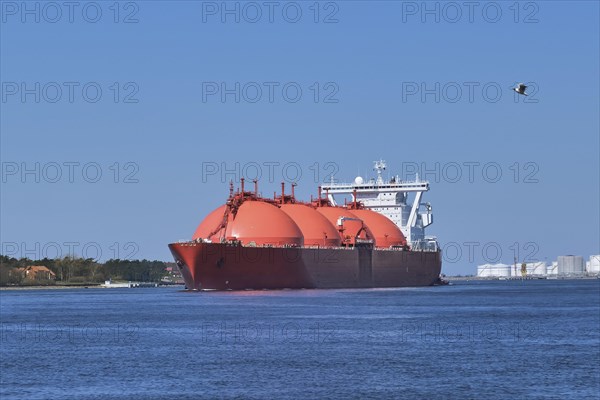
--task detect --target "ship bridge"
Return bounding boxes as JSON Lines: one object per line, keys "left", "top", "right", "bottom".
{"left": 321, "top": 160, "right": 436, "bottom": 249}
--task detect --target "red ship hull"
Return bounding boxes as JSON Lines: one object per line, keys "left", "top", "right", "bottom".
{"left": 169, "top": 242, "right": 442, "bottom": 290}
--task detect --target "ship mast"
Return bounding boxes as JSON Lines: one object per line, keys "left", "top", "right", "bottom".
{"left": 374, "top": 159, "right": 386, "bottom": 185}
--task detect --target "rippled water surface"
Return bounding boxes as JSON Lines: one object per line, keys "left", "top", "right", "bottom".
{"left": 1, "top": 279, "right": 599, "bottom": 399}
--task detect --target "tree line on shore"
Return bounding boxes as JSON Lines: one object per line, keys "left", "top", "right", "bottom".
{"left": 0, "top": 255, "right": 172, "bottom": 286}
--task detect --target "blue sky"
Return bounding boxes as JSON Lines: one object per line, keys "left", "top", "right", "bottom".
{"left": 1, "top": 1, "right": 599, "bottom": 275}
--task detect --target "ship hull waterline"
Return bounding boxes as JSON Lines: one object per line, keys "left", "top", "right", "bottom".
{"left": 169, "top": 242, "right": 442, "bottom": 291}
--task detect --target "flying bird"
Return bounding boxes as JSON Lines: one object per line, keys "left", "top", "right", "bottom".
{"left": 513, "top": 83, "right": 528, "bottom": 96}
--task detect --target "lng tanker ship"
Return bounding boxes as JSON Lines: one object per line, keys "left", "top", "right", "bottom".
{"left": 169, "top": 161, "right": 442, "bottom": 290}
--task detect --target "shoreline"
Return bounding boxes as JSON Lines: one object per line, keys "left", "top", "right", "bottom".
{"left": 0, "top": 284, "right": 184, "bottom": 291}
{"left": 0, "top": 285, "right": 103, "bottom": 291}
{"left": 2, "top": 277, "right": 598, "bottom": 291}
{"left": 445, "top": 275, "right": 599, "bottom": 281}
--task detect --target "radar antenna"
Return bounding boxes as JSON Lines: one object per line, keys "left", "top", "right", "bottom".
{"left": 373, "top": 160, "right": 386, "bottom": 185}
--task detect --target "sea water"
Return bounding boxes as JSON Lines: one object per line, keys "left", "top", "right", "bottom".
{"left": 1, "top": 279, "right": 599, "bottom": 399}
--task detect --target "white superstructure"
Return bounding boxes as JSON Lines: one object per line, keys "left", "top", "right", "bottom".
{"left": 321, "top": 160, "right": 435, "bottom": 249}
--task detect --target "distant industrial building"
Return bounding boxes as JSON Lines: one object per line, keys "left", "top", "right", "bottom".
{"left": 557, "top": 255, "right": 585, "bottom": 275}
{"left": 476, "top": 254, "right": 599, "bottom": 278}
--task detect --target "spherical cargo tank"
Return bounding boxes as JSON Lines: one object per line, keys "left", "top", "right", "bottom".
{"left": 192, "top": 204, "right": 228, "bottom": 241}
{"left": 349, "top": 209, "right": 407, "bottom": 248}
{"left": 229, "top": 201, "right": 304, "bottom": 246}
{"left": 280, "top": 204, "right": 341, "bottom": 247}
{"left": 316, "top": 207, "right": 373, "bottom": 244}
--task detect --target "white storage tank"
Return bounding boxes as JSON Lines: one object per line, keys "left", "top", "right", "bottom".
{"left": 527, "top": 262, "right": 547, "bottom": 276}
{"left": 587, "top": 255, "right": 600, "bottom": 274}
{"left": 557, "top": 255, "right": 585, "bottom": 275}
{"left": 477, "top": 263, "right": 510, "bottom": 278}
{"left": 547, "top": 262, "right": 558, "bottom": 275}
{"left": 509, "top": 262, "right": 546, "bottom": 277}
